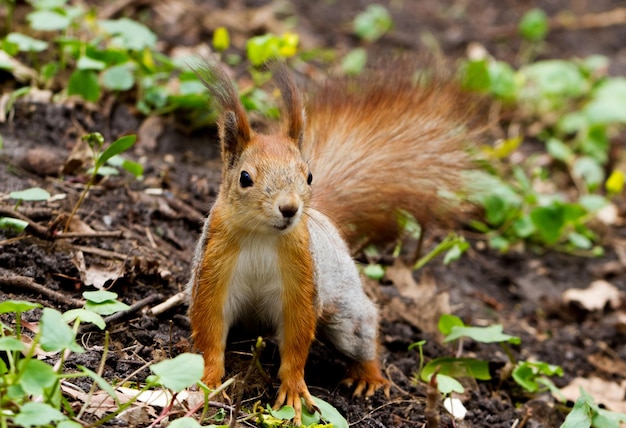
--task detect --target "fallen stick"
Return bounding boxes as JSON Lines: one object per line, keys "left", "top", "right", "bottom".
{"left": 0, "top": 274, "right": 84, "bottom": 307}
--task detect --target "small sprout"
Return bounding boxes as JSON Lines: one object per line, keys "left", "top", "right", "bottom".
{"left": 341, "top": 48, "right": 368, "bottom": 75}
{"left": 518, "top": 8, "right": 549, "bottom": 42}
{"left": 353, "top": 4, "right": 393, "bottom": 42}
{"left": 363, "top": 263, "right": 385, "bottom": 280}
{"left": 0, "top": 217, "right": 28, "bottom": 232}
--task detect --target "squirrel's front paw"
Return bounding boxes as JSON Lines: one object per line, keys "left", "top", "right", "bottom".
{"left": 343, "top": 359, "right": 391, "bottom": 398}
{"left": 273, "top": 379, "right": 318, "bottom": 426}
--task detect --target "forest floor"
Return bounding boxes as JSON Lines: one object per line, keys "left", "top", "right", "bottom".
{"left": 1, "top": 0, "right": 626, "bottom": 427}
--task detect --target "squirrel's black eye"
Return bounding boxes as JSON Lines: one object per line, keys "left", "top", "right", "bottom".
{"left": 307, "top": 172, "right": 313, "bottom": 186}
{"left": 240, "top": 171, "right": 253, "bottom": 188}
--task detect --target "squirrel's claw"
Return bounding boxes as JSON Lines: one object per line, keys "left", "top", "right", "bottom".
{"left": 273, "top": 381, "right": 317, "bottom": 426}
{"left": 343, "top": 360, "right": 391, "bottom": 399}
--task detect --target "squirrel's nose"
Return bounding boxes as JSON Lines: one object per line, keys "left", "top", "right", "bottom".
{"left": 279, "top": 204, "right": 298, "bottom": 218}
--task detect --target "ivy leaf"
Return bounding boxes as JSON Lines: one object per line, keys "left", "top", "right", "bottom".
{"left": 27, "top": 9, "right": 71, "bottom": 31}
{"left": 13, "top": 402, "right": 67, "bottom": 428}
{"left": 9, "top": 187, "right": 50, "bottom": 201}
{"left": 5, "top": 32, "right": 48, "bottom": 52}
{"left": 0, "top": 300, "right": 41, "bottom": 314}
{"left": 98, "top": 18, "right": 157, "bottom": 50}
{"left": 101, "top": 63, "right": 135, "bottom": 91}
{"left": 149, "top": 353, "right": 203, "bottom": 392}
{"left": 68, "top": 69, "right": 100, "bottom": 102}
{"left": 445, "top": 324, "right": 521, "bottom": 344}
{"left": 39, "top": 308, "right": 83, "bottom": 354}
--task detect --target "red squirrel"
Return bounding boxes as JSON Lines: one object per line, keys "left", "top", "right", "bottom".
{"left": 187, "top": 59, "right": 483, "bottom": 425}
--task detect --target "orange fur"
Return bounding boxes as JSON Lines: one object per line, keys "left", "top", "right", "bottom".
{"left": 189, "top": 204, "right": 241, "bottom": 386}
{"left": 302, "top": 62, "right": 485, "bottom": 246}
{"left": 274, "top": 222, "right": 318, "bottom": 416}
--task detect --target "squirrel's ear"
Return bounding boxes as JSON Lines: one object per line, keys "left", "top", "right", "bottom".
{"left": 272, "top": 62, "right": 305, "bottom": 148}
{"left": 193, "top": 59, "right": 251, "bottom": 168}
{"left": 219, "top": 110, "right": 251, "bottom": 168}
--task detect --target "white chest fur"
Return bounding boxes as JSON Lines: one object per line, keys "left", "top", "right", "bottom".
{"left": 224, "top": 235, "right": 284, "bottom": 332}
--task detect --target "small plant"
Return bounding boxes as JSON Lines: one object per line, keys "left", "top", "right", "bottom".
{"left": 0, "top": 298, "right": 205, "bottom": 427}
{"left": 64, "top": 132, "right": 138, "bottom": 232}
{"left": 560, "top": 388, "right": 626, "bottom": 428}
{"left": 412, "top": 315, "right": 562, "bottom": 398}
{"left": 266, "top": 396, "right": 348, "bottom": 428}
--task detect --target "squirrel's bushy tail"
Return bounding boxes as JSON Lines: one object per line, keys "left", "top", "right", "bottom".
{"left": 301, "top": 60, "right": 487, "bottom": 247}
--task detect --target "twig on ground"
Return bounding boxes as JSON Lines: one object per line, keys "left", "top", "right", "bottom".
{"left": 72, "top": 245, "right": 129, "bottom": 260}
{"left": 0, "top": 274, "right": 84, "bottom": 307}
{"left": 148, "top": 291, "right": 187, "bottom": 316}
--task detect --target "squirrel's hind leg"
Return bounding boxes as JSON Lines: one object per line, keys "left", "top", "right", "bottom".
{"left": 320, "top": 298, "right": 390, "bottom": 398}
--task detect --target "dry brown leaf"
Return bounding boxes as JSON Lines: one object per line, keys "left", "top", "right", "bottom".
{"left": 137, "top": 116, "right": 164, "bottom": 152}
{"left": 558, "top": 377, "right": 626, "bottom": 413}
{"left": 383, "top": 260, "right": 450, "bottom": 334}
{"left": 563, "top": 280, "right": 622, "bottom": 311}
{"left": 588, "top": 352, "right": 626, "bottom": 377}
{"left": 66, "top": 217, "right": 96, "bottom": 234}
{"left": 84, "top": 265, "right": 121, "bottom": 289}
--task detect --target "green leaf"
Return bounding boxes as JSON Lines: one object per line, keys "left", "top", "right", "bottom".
{"left": 68, "top": 70, "right": 101, "bottom": 102}
{"left": 568, "top": 232, "right": 592, "bottom": 250}
{"left": 0, "top": 337, "right": 26, "bottom": 351}
{"left": 443, "top": 241, "right": 469, "bottom": 265}
{"left": 583, "top": 78, "right": 626, "bottom": 124}
{"left": 269, "top": 405, "right": 296, "bottom": 420}
{"left": 6, "top": 32, "right": 48, "bottom": 52}
{"left": 309, "top": 395, "right": 348, "bottom": 428}
{"left": 78, "top": 365, "right": 120, "bottom": 404}
{"left": 19, "top": 359, "right": 57, "bottom": 396}
{"left": 98, "top": 18, "right": 158, "bottom": 50}
{"left": 0, "top": 217, "right": 28, "bottom": 232}
{"left": 341, "top": 48, "right": 368, "bottom": 75}
{"left": 84, "top": 299, "right": 130, "bottom": 316}
{"left": 13, "top": 402, "right": 66, "bottom": 428}
{"left": 9, "top": 187, "right": 50, "bottom": 201}
{"left": 560, "top": 397, "right": 592, "bottom": 428}
{"left": 573, "top": 157, "right": 604, "bottom": 190}
{"left": 521, "top": 60, "right": 586, "bottom": 97}
{"left": 106, "top": 155, "right": 144, "bottom": 178}
{"left": 96, "top": 134, "right": 137, "bottom": 168}
{"left": 421, "top": 357, "right": 491, "bottom": 382}
{"left": 83, "top": 290, "right": 119, "bottom": 304}
{"left": 0, "top": 300, "right": 41, "bottom": 313}
{"left": 39, "top": 308, "right": 83, "bottom": 354}
{"left": 167, "top": 418, "right": 204, "bottom": 428}
{"left": 487, "top": 61, "right": 517, "bottom": 99}
{"left": 29, "top": 0, "right": 67, "bottom": 9}
{"left": 530, "top": 205, "right": 565, "bottom": 244}
{"left": 462, "top": 59, "right": 490, "bottom": 92}
{"left": 579, "top": 194, "right": 608, "bottom": 212}
{"left": 518, "top": 8, "right": 549, "bottom": 41}
{"left": 27, "top": 9, "right": 71, "bottom": 31}
{"left": 433, "top": 373, "right": 465, "bottom": 394}
{"left": 63, "top": 309, "right": 106, "bottom": 330}
{"left": 444, "top": 324, "right": 521, "bottom": 344}
{"left": 353, "top": 4, "right": 393, "bottom": 42}
{"left": 58, "top": 421, "right": 83, "bottom": 428}
{"left": 149, "top": 353, "right": 204, "bottom": 392}
{"left": 363, "top": 264, "right": 385, "bottom": 280}
{"left": 512, "top": 215, "right": 536, "bottom": 238}
{"left": 76, "top": 55, "right": 106, "bottom": 71}
{"left": 546, "top": 138, "right": 573, "bottom": 162}
{"left": 438, "top": 314, "right": 465, "bottom": 336}
{"left": 102, "top": 63, "right": 135, "bottom": 91}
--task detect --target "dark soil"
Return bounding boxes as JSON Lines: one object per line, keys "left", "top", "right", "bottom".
{"left": 1, "top": 1, "right": 626, "bottom": 427}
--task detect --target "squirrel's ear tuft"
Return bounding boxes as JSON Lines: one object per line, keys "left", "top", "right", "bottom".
{"left": 193, "top": 58, "right": 251, "bottom": 167}
{"left": 220, "top": 110, "right": 250, "bottom": 168}
{"left": 272, "top": 62, "right": 305, "bottom": 148}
